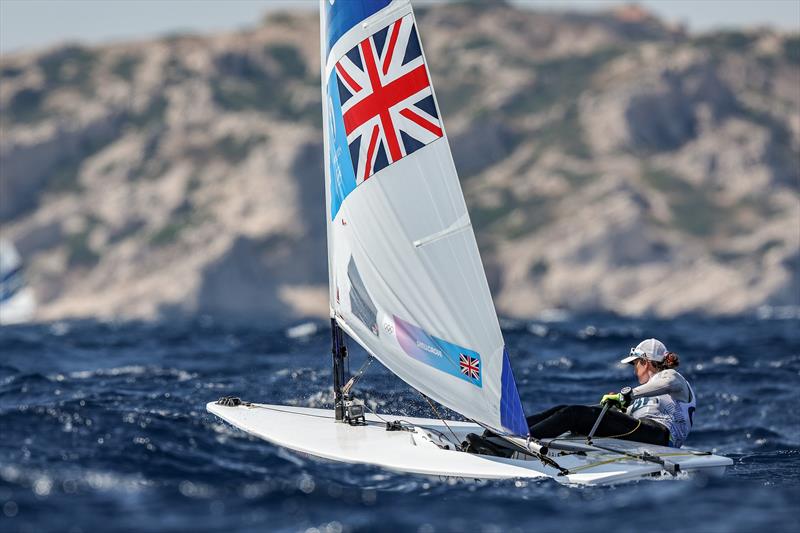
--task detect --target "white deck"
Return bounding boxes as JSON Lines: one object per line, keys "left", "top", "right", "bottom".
{"left": 207, "top": 402, "right": 732, "bottom": 485}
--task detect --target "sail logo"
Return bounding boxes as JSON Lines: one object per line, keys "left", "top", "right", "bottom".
{"left": 415, "top": 340, "right": 443, "bottom": 358}
{"left": 394, "top": 315, "right": 483, "bottom": 388}
{"left": 334, "top": 14, "right": 443, "bottom": 185}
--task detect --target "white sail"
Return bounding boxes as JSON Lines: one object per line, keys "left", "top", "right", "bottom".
{"left": 0, "top": 239, "right": 36, "bottom": 325}
{"left": 320, "top": 0, "right": 527, "bottom": 436}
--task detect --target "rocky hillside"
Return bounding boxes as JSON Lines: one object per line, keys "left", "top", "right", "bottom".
{"left": 1, "top": 2, "right": 798, "bottom": 322}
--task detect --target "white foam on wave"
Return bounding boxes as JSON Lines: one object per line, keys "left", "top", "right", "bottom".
{"left": 286, "top": 321, "right": 319, "bottom": 339}
{"left": 543, "top": 356, "right": 574, "bottom": 369}
{"left": 711, "top": 356, "right": 740, "bottom": 366}
{"left": 536, "top": 309, "right": 571, "bottom": 323}
{"left": 0, "top": 464, "right": 151, "bottom": 495}
{"left": 49, "top": 322, "right": 70, "bottom": 336}
{"left": 527, "top": 323, "right": 549, "bottom": 337}
{"left": 756, "top": 305, "right": 800, "bottom": 320}
{"left": 52, "top": 366, "right": 196, "bottom": 382}
{"left": 288, "top": 390, "right": 331, "bottom": 409}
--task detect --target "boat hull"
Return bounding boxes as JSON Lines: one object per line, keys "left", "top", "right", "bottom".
{"left": 207, "top": 402, "right": 732, "bottom": 485}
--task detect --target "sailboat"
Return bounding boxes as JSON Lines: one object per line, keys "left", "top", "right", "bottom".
{"left": 207, "top": 0, "right": 731, "bottom": 485}
{"left": 0, "top": 239, "right": 36, "bottom": 325}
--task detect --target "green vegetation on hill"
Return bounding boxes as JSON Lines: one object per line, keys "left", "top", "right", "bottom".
{"left": 111, "top": 54, "right": 141, "bottom": 82}
{"left": 641, "top": 166, "right": 731, "bottom": 238}
{"left": 38, "top": 46, "right": 96, "bottom": 92}
{"left": 265, "top": 44, "right": 306, "bottom": 79}
{"left": 7, "top": 87, "right": 45, "bottom": 122}
{"left": 505, "top": 48, "right": 623, "bottom": 117}
{"left": 694, "top": 31, "right": 758, "bottom": 53}
{"left": 785, "top": 36, "right": 800, "bottom": 64}
{"left": 66, "top": 218, "right": 100, "bottom": 268}
{"left": 535, "top": 106, "right": 591, "bottom": 159}
{"left": 217, "top": 134, "right": 268, "bottom": 164}
{"left": 150, "top": 205, "right": 209, "bottom": 248}
{"left": 129, "top": 96, "right": 168, "bottom": 129}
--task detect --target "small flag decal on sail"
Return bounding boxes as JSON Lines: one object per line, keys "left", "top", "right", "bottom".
{"left": 459, "top": 354, "right": 481, "bottom": 381}
{"left": 393, "top": 315, "right": 483, "bottom": 388}
{"left": 334, "top": 13, "right": 443, "bottom": 184}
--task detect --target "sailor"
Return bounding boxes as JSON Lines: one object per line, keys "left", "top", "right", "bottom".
{"left": 465, "top": 338, "right": 696, "bottom": 456}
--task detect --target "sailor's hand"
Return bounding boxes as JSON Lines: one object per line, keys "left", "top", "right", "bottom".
{"left": 600, "top": 392, "right": 624, "bottom": 409}
{"left": 601, "top": 387, "right": 633, "bottom": 410}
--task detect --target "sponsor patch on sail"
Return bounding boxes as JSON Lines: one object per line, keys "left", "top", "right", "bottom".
{"left": 393, "top": 315, "right": 482, "bottom": 387}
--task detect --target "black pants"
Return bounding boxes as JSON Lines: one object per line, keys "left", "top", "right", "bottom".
{"left": 526, "top": 404, "right": 670, "bottom": 446}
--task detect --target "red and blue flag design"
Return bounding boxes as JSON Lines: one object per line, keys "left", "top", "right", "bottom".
{"left": 459, "top": 353, "right": 481, "bottom": 381}
{"left": 334, "top": 14, "right": 443, "bottom": 184}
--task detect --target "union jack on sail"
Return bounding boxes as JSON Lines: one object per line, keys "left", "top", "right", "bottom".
{"left": 459, "top": 353, "right": 481, "bottom": 381}
{"left": 334, "top": 14, "right": 443, "bottom": 184}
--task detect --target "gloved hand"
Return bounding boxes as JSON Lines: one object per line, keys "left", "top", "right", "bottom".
{"left": 600, "top": 392, "right": 624, "bottom": 409}
{"left": 600, "top": 387, "right": 633, "bottom": 410}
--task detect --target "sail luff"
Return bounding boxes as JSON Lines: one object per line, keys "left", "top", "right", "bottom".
{"left": 320, "top": 0, "right": 335, "bottom": 318}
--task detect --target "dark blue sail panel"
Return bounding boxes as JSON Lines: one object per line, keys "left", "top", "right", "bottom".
{"left": 325, "top": 0, "right": 393, "bottom": 54}
{"left": 500, "top": 348, "right": 528, "bottom": 436}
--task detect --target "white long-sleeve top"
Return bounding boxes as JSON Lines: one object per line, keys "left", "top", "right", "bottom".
{"left": 627, "top": 369, "right": 696, "bottom": 447}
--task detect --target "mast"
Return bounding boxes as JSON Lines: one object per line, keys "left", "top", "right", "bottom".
{"left": 330, "top": 318, "right": 347, "bottom": 422}
{"left": 330, "top": 318, "right": 367, "bottom": 425}
{"left": 321, "top": 0, "right": 351, "bottom": 425}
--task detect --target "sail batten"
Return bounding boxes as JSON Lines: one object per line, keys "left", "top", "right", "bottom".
{"left": 413, "top": 213, "right": 471, "bottom": 248}
{"left": 321, "top": 0, "right": 527, "bottom": 436}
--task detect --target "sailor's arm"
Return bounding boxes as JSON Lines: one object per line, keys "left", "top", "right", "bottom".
{"left": 632, "top": 370, "right": 689, "bottom": 400}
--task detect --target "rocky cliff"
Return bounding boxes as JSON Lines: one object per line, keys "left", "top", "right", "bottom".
{"left": 1, "top": 2, "right": 798, "bottom": 322}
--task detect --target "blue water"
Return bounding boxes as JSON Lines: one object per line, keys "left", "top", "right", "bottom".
{"left": 1, "top": 315, "right": 798, "bottom": 533}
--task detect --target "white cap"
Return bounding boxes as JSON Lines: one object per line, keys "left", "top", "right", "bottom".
{"left": 620, "top": 338, "right": 668, "bottom": 364}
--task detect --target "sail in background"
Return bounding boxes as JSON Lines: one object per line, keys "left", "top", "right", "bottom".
{"left": 320, "top": 0, "right": 527, "bottom": 436}
{"left": 0, "top": 239, "right": 36, "bottom": 325}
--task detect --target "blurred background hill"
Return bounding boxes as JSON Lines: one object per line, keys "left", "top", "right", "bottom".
{"left": 1, "top": 1, "right": 798, "bottom": 323}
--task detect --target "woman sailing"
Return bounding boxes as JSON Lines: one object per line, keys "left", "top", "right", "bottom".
{"left": 466, "top": 338, "right": 696, "bottom": 455}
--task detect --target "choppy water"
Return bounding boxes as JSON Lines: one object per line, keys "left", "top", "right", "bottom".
{"left": 1, "top": 314, "right": 798, "bottom": 533}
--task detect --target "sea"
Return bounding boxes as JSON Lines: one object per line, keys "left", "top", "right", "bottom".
{"left": 1, "top": 312, "right": 798, "bottom": 533}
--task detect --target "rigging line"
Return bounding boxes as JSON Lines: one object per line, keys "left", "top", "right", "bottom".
{"left": 419, "top": 393, "right": 462, "bottom": 449}
{"left": 342, "top": 355, "right": 374, "bottom": 396}
{"left": 361, "top": 400, "right": 390, "bottom": 423}
{"left": 359, "top": 398, "right": 458, "bottom": 443}
{"left": 580, "top": 441, "right": 678, "bottom": 474}
{"left": 359, "top": 402, "right": 423, "bottom": 434}
{"left": 566, "top": 451, "right": 702, "bottom": 475}
{"left": 603, "top": 419, "right": 641, "bottom": 439}
{"left": 248, "top": 404, "right": 333, "bottom": 420}
{"left": 476, "top": 422, "right": 570, "bottom": 475}
{"left": 345, "top": 334, "right": 351, "bottom": 376}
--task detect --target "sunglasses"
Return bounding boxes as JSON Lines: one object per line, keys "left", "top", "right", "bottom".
{"left": 629, "top": 347, "right": 647, "bottom": 358}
